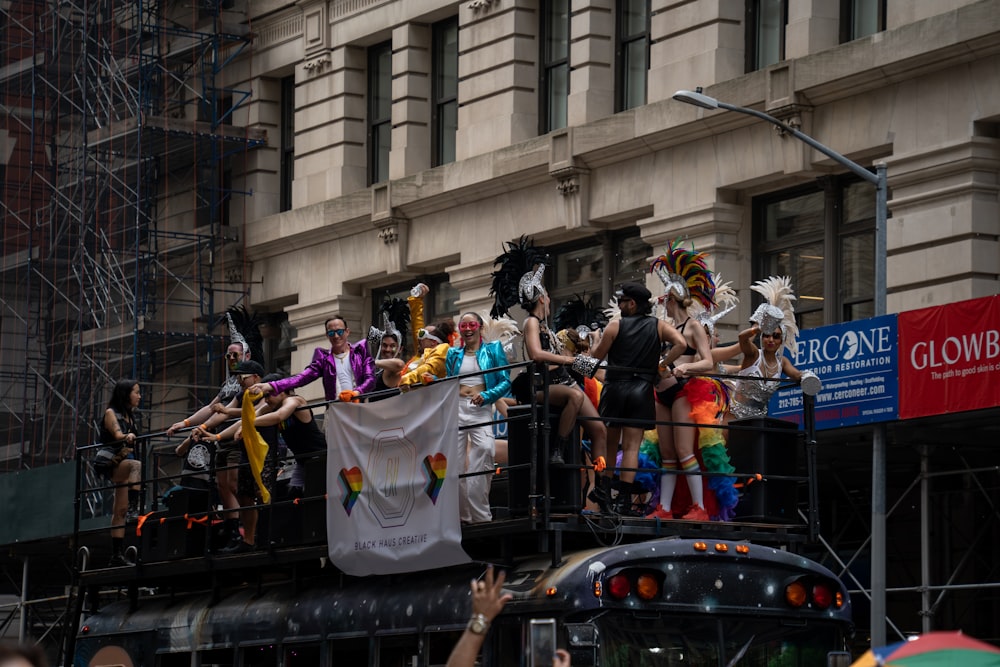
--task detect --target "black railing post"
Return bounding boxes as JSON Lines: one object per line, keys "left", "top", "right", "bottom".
{"left": 803, "top": 393, "right": 820, "bottom": 542}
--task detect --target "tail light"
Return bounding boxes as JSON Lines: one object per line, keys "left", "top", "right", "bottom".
{"left": 812, "top": 583, "right": 833, "bottom": 609}
{"left": 607, "top": 574, "right": 631, "bottom": 600}
{"left": 785, "top": 580, "right": 807, "bottom": 607}
{"left": 636, "top": 573, "right": 660, "bottom": 601}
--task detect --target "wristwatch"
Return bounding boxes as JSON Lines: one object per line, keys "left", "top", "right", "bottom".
{"left": 467, "top": 613, "right": 490, "bottom": 635}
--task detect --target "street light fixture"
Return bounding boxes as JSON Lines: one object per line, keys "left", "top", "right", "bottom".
{"left": 672, "top": 89, "right": 887, "bottom": 314}
{"left": 673, "top": 89, "right": 890, "bottom": 646}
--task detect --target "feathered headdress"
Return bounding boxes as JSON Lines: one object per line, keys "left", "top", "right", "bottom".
{"left": 480, "top": 312, "right": 522, "bottom": 361}
{"left": 604, "top": 295, "right": 621, "bottom": 323}
{"left": 222, "top": 305, "right": 264, "bottom": 363}
{"left": 368, "top": 297, "right": 410, "bottom": 359}
{"left": 749, "top": 276, "right": 799, "bottom": 353}
{"left": 553, "top": 293, "right": 609, "bottom": 336}
{"left": 650, "top": 239, "right": 716, "bottom": 310}
{"left": 691, "top": 274, "right": 739, "bottom": 335}
{"left": 490, "top": 235, "right": 548, "bottom": 318}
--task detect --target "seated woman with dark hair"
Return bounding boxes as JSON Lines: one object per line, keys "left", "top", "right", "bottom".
{"left": 99, "top": 379, "right": 143, "bottom": 567}
{"left": 490, "top": 236, "right": 611, "bottom": 513}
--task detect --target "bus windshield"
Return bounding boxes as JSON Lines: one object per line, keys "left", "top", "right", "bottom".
{"left": 597, "top": 614, "right": 841, "bottom": 666}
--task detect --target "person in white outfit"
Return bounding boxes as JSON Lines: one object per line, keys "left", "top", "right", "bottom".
{"left": 445, "top": 312, "right": 512, "bottom": 523}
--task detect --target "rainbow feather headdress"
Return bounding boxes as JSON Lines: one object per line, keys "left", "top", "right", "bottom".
{"left": 749, "top": 275, "right": 799, "bottom": 352}
{"left": 650, "top": 239, "right": 716, "bottom": 310}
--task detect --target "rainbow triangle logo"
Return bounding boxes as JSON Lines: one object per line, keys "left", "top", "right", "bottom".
{"left": 338, "top": 466, "right": 363, "bottom": 515}
{"left": 422, "top": 453, "right": 447, "bottom": 504}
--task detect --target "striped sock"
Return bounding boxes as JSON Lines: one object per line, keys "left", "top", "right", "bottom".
{"left": 680, "top": 454, "right": 704, "bottom": 509}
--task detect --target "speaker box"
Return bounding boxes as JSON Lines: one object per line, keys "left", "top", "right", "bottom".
{"left": 266, "top": 462, "right": 327, "bottom": 547}
{"left": 506, "top": 404, "right": 581, "bottom": 515}
{"left": 727, "top": 417, "right": 800, "bottom": 522}
{"left": 163, "top": 487, "right": 210, "bottom": 517}
{"left": 138, "top": 510, "right": 209, "bottom": 561}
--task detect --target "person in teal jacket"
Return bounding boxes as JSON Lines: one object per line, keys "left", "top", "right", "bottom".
{"left": 445, "top": 312, "right": 511, "bottom": 523}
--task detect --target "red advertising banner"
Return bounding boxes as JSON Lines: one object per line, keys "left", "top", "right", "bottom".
{"left": 898, "top": 294, "right": 1000, "bottom": 419}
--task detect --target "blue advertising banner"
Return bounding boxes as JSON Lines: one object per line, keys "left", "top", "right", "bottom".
{"left": 768, "top": 314, "right": 898, "bottom": 430}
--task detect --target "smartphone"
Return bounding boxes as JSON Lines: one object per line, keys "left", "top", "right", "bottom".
{"left": 528, "top": 618, "right": 557, "bottom": 667}
{"left": 826, "top": 651, "right": 852, "bottom": 667}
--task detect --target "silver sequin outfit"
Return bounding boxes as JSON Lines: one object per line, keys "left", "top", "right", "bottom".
{"left": 729, "top": 352, "right": 782, "bottom": 419}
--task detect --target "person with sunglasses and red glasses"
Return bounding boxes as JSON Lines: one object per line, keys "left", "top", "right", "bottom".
{"left": 252, "top": 315, "right": 376, "bottom": 402}
{"left": 445, "top": 312, "right": 512, "bottom": 523}
{"left": 729, "top": 276, "right": 811, "bottom": 420}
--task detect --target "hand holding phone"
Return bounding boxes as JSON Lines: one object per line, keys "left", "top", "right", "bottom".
{"left": 529, "top": 618, "right": 556, "bottom": 667}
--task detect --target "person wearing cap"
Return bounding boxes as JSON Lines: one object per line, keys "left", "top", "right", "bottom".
{"left": 195, "top": 359, "right": 277, "bottom": 553}
{"left": 250, "top": 315, "right": 376, "bottom": 402}
{"left": 588, "top": 282, "right": 686, "bottom": 515}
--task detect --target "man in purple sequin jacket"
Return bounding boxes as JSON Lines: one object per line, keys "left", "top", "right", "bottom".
{"left": 252, "top": 314, "right": 376, "bottom": 400}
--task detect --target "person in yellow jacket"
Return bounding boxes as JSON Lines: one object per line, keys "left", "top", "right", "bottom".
{"left": 397, "top": 283, "right": 455, "bottom": 387}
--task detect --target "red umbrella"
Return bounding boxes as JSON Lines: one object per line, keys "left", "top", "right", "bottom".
{"left": 877, "top": 631, "right": 1000, "bottom": 666}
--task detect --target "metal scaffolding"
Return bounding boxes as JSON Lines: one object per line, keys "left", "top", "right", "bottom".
{"left": 0, "top": 0, "right": 264, "bottom": 656}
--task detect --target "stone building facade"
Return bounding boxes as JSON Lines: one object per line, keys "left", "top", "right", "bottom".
{"left": 231, "top": 0, "right": 999, "bottom": 399}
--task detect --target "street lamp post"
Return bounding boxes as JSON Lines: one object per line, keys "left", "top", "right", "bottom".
{"left": 673, "top": 89, "right": 889, "bottom": 647}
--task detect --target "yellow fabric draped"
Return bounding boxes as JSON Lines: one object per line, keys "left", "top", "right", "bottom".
{"left": 241, "top": 390, "right": 271, "bottom": 504}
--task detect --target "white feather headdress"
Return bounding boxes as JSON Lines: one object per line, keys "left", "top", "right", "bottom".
{"left": 691, "top": 274, "right": 739, "bottom": 335}
{"left": 749, "top": 276, "right": 798, "bottom": 352}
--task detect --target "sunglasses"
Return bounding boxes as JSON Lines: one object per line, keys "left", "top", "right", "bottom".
{"left": 459, "top": 321, "right": 481, "bottom": 332}
{"left": 762, "top": 332, "right": 783, "bottom": 341}
{"left": 225, "top": 351, "right": 242, "bottom": 359}
{"left": 326, "top": 328, "right": 347, "bottom": 337}
{"left": 418, "top": 328, "right": 443, "bottom": 343}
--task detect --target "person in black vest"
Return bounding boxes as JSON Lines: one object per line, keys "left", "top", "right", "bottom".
{"left": 588, "top": 282, "right": 685, "bottom": 515}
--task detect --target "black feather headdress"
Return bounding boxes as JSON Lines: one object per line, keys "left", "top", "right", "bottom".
{"left": 221, "top": 305, "right": 264, "bottom": 363}
{"left": 490, "top": 235, "right": 548, "bottom": 319}
{"left": 553, "top": 293, "right": 608, "bottom": 333}
{"left": 372, "top": 296, "right": 411, "bottom": 358}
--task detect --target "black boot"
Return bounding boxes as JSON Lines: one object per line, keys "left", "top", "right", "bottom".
{"left": 108, "top": 537, "right": 133, "bottom": 567}
{"left": 613, "top": 481, "right": 640, "bottom": 517}
{"left": 587, "top": 475, "right": 613, "bottom": 514}
{"left": 218, "top": 518, "right": 242, "bottom": 552}
{"left": 549, "top": 436, "right": 567, "bottom": 465}
{"left": 126, "top": 489, "right": 141, "bottom": 521}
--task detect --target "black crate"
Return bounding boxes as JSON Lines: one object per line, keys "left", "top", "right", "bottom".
{"left": 139, "top": 511, "right": 209, "bottom": 561}
{"left": 163, "top": 487, "right": 210, "bottom": 517}
{"left": 727, "top": 417, "right": 800, "bottom": 522}
{"left": 506, "top": 404, "right": 581, "bottom": 514}
{"left": 266, "top": 463, "right": 327, "bottom": 547}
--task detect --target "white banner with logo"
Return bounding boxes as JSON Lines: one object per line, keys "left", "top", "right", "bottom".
{"left": 325, "top": 382, "right": 470, "bottom": 575}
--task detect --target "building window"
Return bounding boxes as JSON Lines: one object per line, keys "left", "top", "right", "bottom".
{"left": 745, "top": 0, "right": 787, "bottom": 72}
{"left": 753, "top": 176, "right": 875, "bottom": 330}
{"left": 549, "top": 229, "right": 651, "bottom": 316}
{"left": 368, "top": 41, "right": 392, "bottom": 185}
{"left": 432, "top": 17, "right": 459, "bottom": 167}
{"left": 840, "top": 0, "right": 885, "bottom": 42}
{"left": 279, "top": 75, "right": 295, "bottom": 212}
{"left": 262, "top": 311, "right": 296, "bottom": 376}
{"left": 540, "top": 0, "right": 570, "bottom": 133}
{"left": 616, "top": 0, "right": 650, "bottom": 112}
